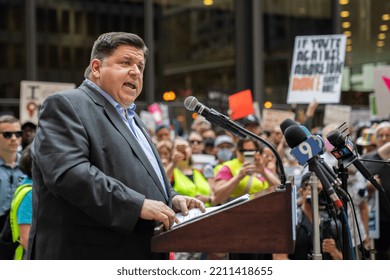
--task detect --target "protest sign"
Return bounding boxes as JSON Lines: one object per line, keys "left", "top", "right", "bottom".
{"left": 287, "top": 34, "right": 346, "bottom": 104}
{"left": 20, "top": 80, "right": 76, "bottom": 125}
{"left": 323, "top": 104, "right": 351, "bottom": 126}
{"left": 228, "top": 89, "right": 254, "bottom": 120}
{"left": 373, "top": 66, "right": 390, "bottom": 119}
{"left": 261, "top": 109, "right": 295, "bottom": 132}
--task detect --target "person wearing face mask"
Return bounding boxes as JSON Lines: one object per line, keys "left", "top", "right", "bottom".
{"left": 202, "top": 135, "right": 235, "bottom": 200}
{"left": 214, "top": 135, "right": 236, "bottom": 172}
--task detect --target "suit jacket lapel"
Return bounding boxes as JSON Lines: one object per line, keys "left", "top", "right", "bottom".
{"left": 134, "top": 115, "right": 172, "bottom": 200}
{"left": 80, "top": 82, "right": 170, "bottom": 202}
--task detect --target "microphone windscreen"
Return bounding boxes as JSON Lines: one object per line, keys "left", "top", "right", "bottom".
{"left": 284, "top": 125, "right": 308, "bottom": 148}
{"left": 184, "top": 96, "right": 198, "bottom": 111}
{"left": 280, "top": 119, "right": 297, "bottom": 134}
{"left": 299, "top": 125, "right": 311, "bottom": 137}
{"left": 326, "top": 130, "right": 344, "bottom": 147}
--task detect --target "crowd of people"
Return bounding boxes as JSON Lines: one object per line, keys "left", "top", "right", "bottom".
{"left": 148, "top": 110, "right": 390, "bottom": 260}
{"left": 0, "top": 31, "right": 389, "bottom": 261}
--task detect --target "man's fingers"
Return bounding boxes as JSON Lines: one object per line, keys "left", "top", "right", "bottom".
{"left": 159, "top": 211, "right": 176, "bottom": 230}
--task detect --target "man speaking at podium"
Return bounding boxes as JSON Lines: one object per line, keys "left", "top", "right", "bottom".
{"left": 27, "top": 32, "right": 205, "bottom": 260}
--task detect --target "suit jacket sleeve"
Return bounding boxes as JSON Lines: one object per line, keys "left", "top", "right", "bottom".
{"left": 33, "top": 92, "right": 147, "bottom": 235}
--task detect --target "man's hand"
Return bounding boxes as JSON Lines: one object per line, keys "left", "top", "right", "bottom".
{"left": 322, "top": 238, "right": 343, "bottom": 260}
{"left": 140, "top": 199, "right": 179, "bottom": 230}
{"left": 306, "top": 99, "right": 318, "bottom": 118}
{"left": 172, "top": 195, "right": 206, "bottom": 217}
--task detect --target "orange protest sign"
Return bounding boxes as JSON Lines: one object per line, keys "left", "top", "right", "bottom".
{"left": 228, "top": 89, "right": 254, "bottom": 120}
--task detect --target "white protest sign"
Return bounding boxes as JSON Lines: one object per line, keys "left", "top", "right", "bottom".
{"left": 323, "top": 104, "right": 351, "bottom": 126}
{"left": 261, "top": 109, "right": 295, "bottom": 131}
{"left": 287, "top": 34, "right": 347, "bottom": 104}
{"left": 20, "top": 80, "right": 76, "bottom": 125}
{"left": 373, "top": 66, "right": 390, "bottom": 119}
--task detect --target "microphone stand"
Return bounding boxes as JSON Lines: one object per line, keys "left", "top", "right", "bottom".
{"left": 360, "top": 158, "right": 390, "bottom": 165}
{"left": 309, "top": 173, "right": 322, "bottom": 260}
{"left": 335, "top": 161, "right": 351, "bottom": 260}
{"left": 184, "top": 97, "right": 286, "bottom": 187}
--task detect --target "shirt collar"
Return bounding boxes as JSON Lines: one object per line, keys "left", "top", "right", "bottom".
{"left": 84, "top": 78, "right": 137, "bottom": 114}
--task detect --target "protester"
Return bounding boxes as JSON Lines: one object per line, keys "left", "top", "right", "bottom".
{"left": 28, "top": 32, "right": 205, "bottom": 260}
{"left": 0, "top": 115, "right": 25, "bottom": 260}
{"left": 188, "top": 131, "right": 204, "bottom": 155}
{"left": 156, "top": 139, "right": 174, "bottom": 180}
{"left": 273, "top": 172, "right": 343, "bottom": 260}
{"left": 10, "top": 144, "right": 33, "bottom": 260}
{"left": 191, "top": 115, "right": 211, "bottom": 136}
{"left": 169, "top": 138, "right": 213, "bottom": 260}
{"left": 213, "top": 138, "right": 280, "bottom": 205}
{"left": 154, "top": 124, "right": 172, "bottom": 142}
{"left": 239, "top": 114, "right": 263, "bottom": 137}
{"left": 170, "top": 138, "right": 213, "bottom": 207}
{"left": 362, "top": 121, "right": 390, "bottom": 260}
{"left": 20, "top": 122, "right": 37, "bottom": 151}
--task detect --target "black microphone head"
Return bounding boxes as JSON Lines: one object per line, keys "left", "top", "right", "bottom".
{"left": 280, "top": 118, "right": 297, "bottom": 134}
{"left": 326, "top": 130, "right": 345, "bottom": 148}
{"left": 184, "top": 96, "right": 198, "bottom": 111}
{"left": 284, "top": 125, "right": 308, "bottom": 148}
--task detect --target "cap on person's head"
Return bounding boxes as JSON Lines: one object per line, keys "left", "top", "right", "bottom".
{"left": 21, "top": 121, "right": 37, "bottom": 130}
{"left": 214, "top": 135, "right": 234, "bottom": 148}
{"left": 240, "top": 115, "right": 259, "bottom": 126}
{"left": 356, "top": 129, "right": 376, "bottom": 146}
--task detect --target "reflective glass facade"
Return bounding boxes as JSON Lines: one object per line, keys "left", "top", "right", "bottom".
{"left": 0, "top": 0, "right": 389, "bottom": 122}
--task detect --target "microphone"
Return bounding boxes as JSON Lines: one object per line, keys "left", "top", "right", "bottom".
{"left": 281, "top": 119, "right": 349, "bottom": 201}
{"left": 284, "top": 124, "right": 324, "bottom": 166}
{"left": 280, "top": 118, "right": 297, "bottom": 134}
{"left": 326, "top": 123, "right": 385, "bottom": 193}
{"left": 184, "top": 96, "right": 247, "bottom": 138}
{"left": 280, "top": 118, "right": 311, "bottom": 136}
{"left": 284, "top": 125, "right": 343, "bottom": 210}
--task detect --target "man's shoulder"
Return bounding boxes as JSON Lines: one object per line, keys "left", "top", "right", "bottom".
{"left": 361, "top": 150, "right": 379, "bottom": 160}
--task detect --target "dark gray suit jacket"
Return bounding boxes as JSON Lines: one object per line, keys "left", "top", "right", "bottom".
{"left": 28, "top": 81, "right": 176, "bottom": 259}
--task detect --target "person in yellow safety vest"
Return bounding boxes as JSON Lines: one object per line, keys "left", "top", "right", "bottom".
{"left": 10, "top": 144, "right": 33, "bottom": 260}
{"left": 10, "top": 182, "right": 32, "bottom": 260}
{"left": 170, "top": 137, "right": 213, "bottom": 260}
{"left": 202, "top": 135, "right": 236, "bottom": 200}
{"left": 171, "top": 138, "right": 213, "bottom": 207}
{"left": 214, "top": 138, "right": 281, "bottom": 205}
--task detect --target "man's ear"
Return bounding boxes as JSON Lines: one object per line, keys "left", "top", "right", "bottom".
{"left": 90, "top": 59, "right": 101, "bottom": 79}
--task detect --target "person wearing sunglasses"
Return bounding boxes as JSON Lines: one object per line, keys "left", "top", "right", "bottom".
{"left": 0, "top": 115, "right": 26, "bottom": 259}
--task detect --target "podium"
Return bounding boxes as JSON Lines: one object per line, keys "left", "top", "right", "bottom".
{"left": 152, "top": 181, "right": 296, "bottom": 254}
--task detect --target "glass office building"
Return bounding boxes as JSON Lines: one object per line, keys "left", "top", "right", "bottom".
{"left": 0, "top": 0, "right": 389, "bottom": 126}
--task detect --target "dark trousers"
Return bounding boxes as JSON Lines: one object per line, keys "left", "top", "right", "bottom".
{"left": 375, "top": 220, "right": 390, "bottom": 260}
{"left": 0, "top": 213, "right": 16, "bottom": 260}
